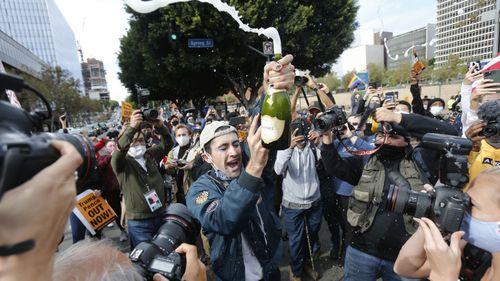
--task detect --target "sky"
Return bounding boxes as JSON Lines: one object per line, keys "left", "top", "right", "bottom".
{"left": 54, "top": 0, "right": 437, "bottom": 102}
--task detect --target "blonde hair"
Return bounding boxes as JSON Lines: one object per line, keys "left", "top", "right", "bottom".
{"left": 174, "top": 124, "right": 192, "bottom": 136}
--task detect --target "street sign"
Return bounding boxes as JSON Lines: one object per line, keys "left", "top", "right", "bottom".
{"left": 263, "top": 41, "right": 274, "bottom": 55}
{"left": 188, "top": 38, "right": 214, "bottom": 48}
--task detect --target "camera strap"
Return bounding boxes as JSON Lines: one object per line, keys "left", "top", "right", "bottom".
{"left": 334, "top": 127, "right": 388, "bottom": 157}
{"left": 0, "top": 239, "right": 35, "bottom": 256}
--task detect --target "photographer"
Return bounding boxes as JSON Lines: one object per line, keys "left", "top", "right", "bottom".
{"left": 111, "top": 109, "right": 173, "bottom": 248}
{"left": 52, "top": 240, "right": 207, "bottom": 281}
{"left": 464, "top": 100, "right": 500, "bottom": 187}
{"left": 186, "top": 55, "right": 294, "bottom": 281}
{"left": 0, "top": 140, "right": 82, "bottom": 281}
{"left": 274, "top": 124, "right": 322, "bottom": 281}
{"left": 320, "top": 118, "right": 427, "bottom": 280}
{"left": 394, "top": 167, "right": 500, "bottom": 281}
{"left": 163, "top": 124, "right": 195, "bottom": 205}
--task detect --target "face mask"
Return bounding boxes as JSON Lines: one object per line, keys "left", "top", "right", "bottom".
{"left": 376, "top": 144, "right": 406, "bottom": 160}
{"left": 176, "top": 135, "right": 191, "bottom": 147}
{"left": 368, "top": 102, "right": 380, "bottom": 110}
{"left": 206, "top": 154, "right": 232, "bottom": 181}
{"left": 461, "top": 212, "right": 500, "bottom": 253}
{"left": 143, "top": 131, "right": 152, "bottom": 141}
{"left": 430, "top": 106, "right": 444, "bottom": 116}
{"left": 171, "top": 120, "right": 179, "bottom": 126}
{"left": 128, "top": 145, "right": 147, "bottom": 159}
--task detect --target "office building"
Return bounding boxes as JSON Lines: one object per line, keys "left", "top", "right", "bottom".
{"left": 82, "top": 58, "right": 109, "bottom": 100}
{"left": 0, "top": 0, "right": 83, "bottom": 91}
{"left": 385, "top": 24, "right": 436, "bottom": 71}
{"left": 0, "top": 30, "right": 46, "bottom": 77}
{"left": 435, "top": 0, "right": 497, "bottom": 66}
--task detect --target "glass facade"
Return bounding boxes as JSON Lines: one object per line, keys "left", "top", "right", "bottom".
{"left": 0, "top": 29, "right": 46, "bottom": 77}
{"left": 0, "top": 0, "right": 83, "bottom": 91}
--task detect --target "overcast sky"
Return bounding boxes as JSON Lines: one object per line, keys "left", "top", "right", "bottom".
{"left": 54, "top": 0, "right": 437, "bottom": 102}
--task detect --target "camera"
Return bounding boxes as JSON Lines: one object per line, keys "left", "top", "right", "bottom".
{"left": 0, "top": 73, "right": 96, "bottom": 199}
{"left": 290, "top": 117, "right": 312, "bottom": 137}
{"left": 385, "top": 133, "right": 472, "bottom": 233}
{"left": 477, "top": 100, "right": 500, "bottom": 137}
{"left": 138, "top": 89, "right": 159, "bottom": 121}
{"left": 313, "top": 105, "right": 348, "bottom": 135}
{"left": 176, "top": 159, "right": 188, "bottom": 167}
{"left": 130, "top": 203, "right": 201, "bottom": 281}
{"left": 294, "top": 69, "right": 309, "bottom": 86}
{"left": 294, "top": 76, "right": 309, "bottom": 86}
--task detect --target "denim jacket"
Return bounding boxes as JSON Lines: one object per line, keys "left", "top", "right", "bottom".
{"left": 186, "top": 170, "right": 282, "bottom": 281}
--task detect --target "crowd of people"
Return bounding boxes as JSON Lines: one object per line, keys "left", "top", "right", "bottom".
{"left": 1, "top": 51, "right": 499, "bottom": 281}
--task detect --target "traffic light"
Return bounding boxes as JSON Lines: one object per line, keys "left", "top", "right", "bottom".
{"left": 168, "top": 22, "right": 178, "bottom": 45}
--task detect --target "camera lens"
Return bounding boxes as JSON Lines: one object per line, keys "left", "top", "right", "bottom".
{"left": 35, "top": 133, "right": 96, "bottom": 189}
{"left": 152, "top": 203, "right": 200, "bottom": 255}
{"left": 314, "top": 114, "right": 335, "bottom": 134}
{"left": 143, "top": 109, "right": 159, "bottom": 121}
{"left": 386, "top": 185, "right": 432, "bottom": 218}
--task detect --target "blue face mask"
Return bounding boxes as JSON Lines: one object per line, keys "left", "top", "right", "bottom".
{"left": 206, "top": 154, "right": 232, "bottom": 181}
{"left": 461, "top": 212, "right": 500, "bottom": 253}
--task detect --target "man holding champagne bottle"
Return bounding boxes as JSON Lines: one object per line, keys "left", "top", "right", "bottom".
{"left": 186, "top": 55, "right": 295, "bottom": 281}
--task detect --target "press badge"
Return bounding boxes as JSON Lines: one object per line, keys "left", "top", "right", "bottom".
{"left": 144, "top": 190, "right": 162, "bottom": 212}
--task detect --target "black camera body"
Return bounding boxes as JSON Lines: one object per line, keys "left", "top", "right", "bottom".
{"left": 130, "top": 203, "right": 200, "bottom": 281}
{"left": 477, "top": 100, "right": 500, "bottom": 137}
{"left": 138, "top": 91, "right": 159, "bottom": 121}
{"left": 385, "top": 133, "right": 472, "bottom": 233}
{"left": 294, "top": 76, "right": 309, "bottom": 86}
{"left": 290, "top": 117, "right": 312, "bottom": 137}
{"left": 0, "top": 74, "right": 95, "bottom": 198}
{"left": 313, "top": 105, "right": 347, "bottom": 134}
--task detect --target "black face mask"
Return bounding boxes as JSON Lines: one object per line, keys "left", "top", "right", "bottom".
{"left": 171, "top": 120, "right": 179, "bottom": 126}
{"left": 376, "top": 144, "right": 406, "bottom": 160}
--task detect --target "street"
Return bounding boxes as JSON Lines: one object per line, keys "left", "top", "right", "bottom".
{"left": 59, "top": 217, "right": 345, "bottom": 281}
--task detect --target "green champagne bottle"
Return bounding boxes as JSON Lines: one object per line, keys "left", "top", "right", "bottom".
{"left": 260, "top": 56, "right": 291, "bottom": 150}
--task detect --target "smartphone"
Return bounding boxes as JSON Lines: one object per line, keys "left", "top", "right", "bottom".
{"left": 468, "top": 61, "right": 481, "bottom": 73}
{"left": 229, "top": 116, "right": 246, "bottom": 127}
{"left": 385, "top": 92, "right": 396, "bottom": 103}
{"left": 176, "top": 159, "right": 187, "bottom": 167}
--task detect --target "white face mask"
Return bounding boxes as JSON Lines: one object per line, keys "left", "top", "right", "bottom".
{"left": 128, "top": 145, "right": 147, "bottom": 159}
{"left": 206, "top": 153, "right": 232, "bottom": 181}
{"left": 430, "top": 106, "right": 444, "bottom": 116}
{"left": 176, "top": 135, "right": 191, "bottom": 147}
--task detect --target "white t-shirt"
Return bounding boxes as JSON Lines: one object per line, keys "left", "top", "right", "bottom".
{"left": 241, "top": 233, "right": 263, "bottom": 281}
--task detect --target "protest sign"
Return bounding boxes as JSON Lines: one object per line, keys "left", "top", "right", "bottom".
{"left": 73, "top": 190, "right": 116, "bottom": 235}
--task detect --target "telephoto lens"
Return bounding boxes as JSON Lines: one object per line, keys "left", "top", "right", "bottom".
{"left": 129, "top": 203, "right": 200, "bottom": 281}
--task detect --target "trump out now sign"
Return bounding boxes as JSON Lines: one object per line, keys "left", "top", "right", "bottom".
{"left": 73, "top": 190, "right": 116, "bottom": 235}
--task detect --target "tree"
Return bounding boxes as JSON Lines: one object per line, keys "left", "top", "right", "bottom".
{"left": 317, "top": 72, "right": 342, "bottom": 92}
{"left": 433, "top": 54, "right": 467, "bottom": 82}
{"left": 118, "top": 0, "right": 358, "bottom": 109}
{"left": 17, "top": 66, "right": 102, "bottom": 126}
{"left": 366, "top": 63, "right": 385, "bottom": 84}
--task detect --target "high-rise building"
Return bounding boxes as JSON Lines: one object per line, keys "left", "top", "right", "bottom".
{"left": 385, "top": 24, "right": 436, "bottom": 71}
{"left": 81, "top": 58, "right": 109, "bottom": 100}
{"left": 0, "top": 30, "right": 46, "bottom": 78}
{"left": 435, "top": 0, "right": 497, "bottom": 67}
{"left": 0, "top": 0, "right": 83, "bottom": 91}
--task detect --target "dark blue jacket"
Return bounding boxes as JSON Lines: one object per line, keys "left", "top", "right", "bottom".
{"left": 186, "top": 170, "right": 282, "bottom": 281}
